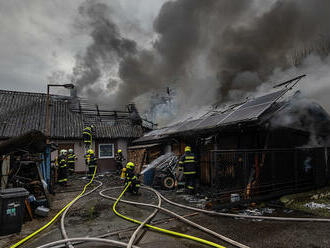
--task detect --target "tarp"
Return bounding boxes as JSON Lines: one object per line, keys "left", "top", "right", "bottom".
{"left": 140, "top": 152, "right": 178, "bottom": 175}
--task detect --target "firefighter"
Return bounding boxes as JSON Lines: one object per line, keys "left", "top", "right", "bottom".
{"left": 115, "top": 149, "right": 125, "bottom": 174}
{"left": 83, "top": 125, "right": 94, "bottom": 150}
{"left": 86, "top": 149, "right": 97, "bottom": 179}
{"left": 180, "top": 146, "right": 197, "bottom": 194}
{"left": 67, "top": 149, "right": 77, "bottom": 176}
{"left": 58, "top": 149, "right": 68, "bottom": 186}
{"left": 124, "top": 162, "right": 140, "bottom": 194}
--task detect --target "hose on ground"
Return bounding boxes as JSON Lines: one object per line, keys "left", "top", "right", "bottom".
{"left": 127, "top": 185, "right": 161, "bottom": 248}
{"left": 10, "top": 167, "right": 99, "bottom": 248}
{"left": 111, "top": 182, "right": 227, "bottom": 248}
{"left": 35, "top": 237, "right": 140, "bottom": 248}
{"left": 101, "top": 185, "right": 249, "bottom": 248}
{"left": 157, "top": 190, "right": 330, "bottom": 222}
{"left": 60, "top": 179, "right": 103, "bottom": 248}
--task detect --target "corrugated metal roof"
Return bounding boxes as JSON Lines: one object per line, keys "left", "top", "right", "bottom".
{"left": 128, "top": 143, "right": 160, "bottom": 149}
{"left": 0, "top": 90, "right": 144, "bottom": 139}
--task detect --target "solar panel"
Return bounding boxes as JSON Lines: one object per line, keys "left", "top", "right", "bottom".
{"left": 135, "top": 89, "right": 288, "bottom": 142}
{"left": 194, "top": 111, "right": 230, "bottom": 130}
{"left": 217, "top": 89, "right": 287, "bottom": 126}
{"left": 175, "top": 119, "right": 202, "bottom": 132}
{"left": 221, "top": 103, "right": 271, "bottom": 125}
{"left": 241, "top": 90, "right": 287, "bottom": 108}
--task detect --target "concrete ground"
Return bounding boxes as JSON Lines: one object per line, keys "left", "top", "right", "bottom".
{"left": 2, "top": 174, "right": 330, "bottom": 248}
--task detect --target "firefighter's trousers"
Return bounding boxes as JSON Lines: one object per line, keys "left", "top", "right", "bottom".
{"left": 58, "top": 166, "right": 68, "bottom": 185}
{"left": 185, "top": 173, "right": 196, "bottom": 194}
{"left": 88, "top": 165, "right": 96, "bottom": 179}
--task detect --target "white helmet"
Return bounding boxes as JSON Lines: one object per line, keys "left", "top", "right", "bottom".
{"left": 68, "top": 149, "right": 73, "bottom": 153}
{"left": 60, "top": 149, "right": 66, "bottom": 155}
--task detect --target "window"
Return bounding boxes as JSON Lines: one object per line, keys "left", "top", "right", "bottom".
{"left": 98, "top": 144, "right": 114, "bottom": 158}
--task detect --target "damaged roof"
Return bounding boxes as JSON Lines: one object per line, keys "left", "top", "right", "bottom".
{"left": 134, "top": 89, "right": 289, "bottom": 143}
{"left": 0, "top": 90, "right": 144, "bottom": 140}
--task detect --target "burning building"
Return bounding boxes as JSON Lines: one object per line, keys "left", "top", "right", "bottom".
{"left": 132, "top": 81, "right": 330, "bottom": 200}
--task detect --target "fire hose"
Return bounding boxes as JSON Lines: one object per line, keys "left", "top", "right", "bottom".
{"left": 35, "top": 238, "right": 140, "bottom": 248}
{"left": 10, "top": 167, "right": 100, "bottom": 248}
{"left": 13, "top": 169, "right": 330, "bottom": 248}
{"left": 126, "top": 185, "right": 161, "bottom": 248}
{"left": 110, "top": 182, "right": 227, "bottom": 248}
{"left": 100, "top": 185, "right": 250, "bottom": 248}
{"left": 60, "top": 181, "right": 160, "bottom": 248}
{"left": 60, "top": 179, "right": 103, "bottom": 248}
{"left": 155, "top": 190, "right": 330, "bottom": 222}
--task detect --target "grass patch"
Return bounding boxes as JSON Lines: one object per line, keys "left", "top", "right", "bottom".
{"left": 280, "top": 187, "right": 330, "bottom": 217}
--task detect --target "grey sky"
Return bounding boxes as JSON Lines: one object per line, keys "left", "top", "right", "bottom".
{"left": 0, "top": 0, "right": 164, "bottom": 93}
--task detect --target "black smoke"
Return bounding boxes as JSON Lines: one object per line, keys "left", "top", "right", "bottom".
{"left": 72, "top": 0, "right": 330, "bottom": 123}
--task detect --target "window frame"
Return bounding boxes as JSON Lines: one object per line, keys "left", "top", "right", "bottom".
{"left": 98, "top": 143, "right": 115, "bottom": 159}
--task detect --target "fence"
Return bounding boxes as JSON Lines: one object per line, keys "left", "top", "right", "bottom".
{"left": 209, "top": 147, "right": 330, "bottom": 199}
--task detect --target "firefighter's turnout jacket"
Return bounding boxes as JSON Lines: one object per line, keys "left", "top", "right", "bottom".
{"left": 179, "top": 152, "right": 197, "bottom": 175}
{"left": 124, "top": 162, "right": 140, "bottom": 194}
{"left": 83, "top": 126, "right": 93, "bottom": 147}
{"left": 67, "top": 152, "right": 77, "bottom": 173}
{"left": 115, "top": 152, "right": 124, "bottom": 163}
{"left": 179, "top": 151, "right": 197, "bottom": 192}
{"left": 115, "top": 152, "right": 125, "bottom": 172}
{"left": 58, "top": 154, "right": 68, "bottom": 184}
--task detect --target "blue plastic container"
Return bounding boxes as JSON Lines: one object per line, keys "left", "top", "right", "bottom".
{"left": 143, "top": 168, "right": 155, "bottom": 186}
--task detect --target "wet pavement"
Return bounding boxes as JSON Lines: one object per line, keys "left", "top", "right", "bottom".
{"left": 2, "top": 174, "right": 330, "bottom": 248}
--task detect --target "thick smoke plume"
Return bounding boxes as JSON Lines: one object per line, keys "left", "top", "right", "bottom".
{"left": 270, "top": 94, "right": 330, "bottom": 147}
{"left": 72, "top": 0, "right": 330, "bottom": 125}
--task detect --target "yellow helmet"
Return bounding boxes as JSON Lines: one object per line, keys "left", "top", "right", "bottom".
{"left": 87, "top": 149, "right": 94, "bottom": 155}
{"left": 118, "top": 149, "right": 122, "bottom": 153}
{"left": 126, "top": 162, "right": 135, "bottom": 169}
{"left": 185, "top": 146, "right": 191, "bottom": 152}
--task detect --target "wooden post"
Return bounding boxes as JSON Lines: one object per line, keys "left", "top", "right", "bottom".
{"left": 45, "top": 85, "right": 51, "bottom": 144}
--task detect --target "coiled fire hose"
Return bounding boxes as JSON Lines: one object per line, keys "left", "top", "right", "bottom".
{"left": 11, "top": 167, "right": 99, "bottom": 248}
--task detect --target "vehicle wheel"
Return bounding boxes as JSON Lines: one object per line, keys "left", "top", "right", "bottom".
{"left": 162, "top": 175, "right": 175, "bottom": 190}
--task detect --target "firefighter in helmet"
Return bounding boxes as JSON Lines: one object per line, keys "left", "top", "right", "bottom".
{"left": 58, "top": 149, "right": 68, "bottom": 186}
{"left": 115, "top": 149, "right": 125, "bottom": 175}
{"left": 86, "top": 149, "right": 97, "bottom": 179}
{"left": 124, "top": 162, "right": 140, "bottom": 194}
{"left": 83, "top": 125, "right": 95, "bottom": 150}
{"left": 67, "top": 149, "right": 77, "bottom": 175}
{"left": 179, "top": 146, "right": 197, "bottom": 194}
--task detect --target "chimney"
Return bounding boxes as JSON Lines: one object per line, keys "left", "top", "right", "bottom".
{"left": 70, "top": 87, "right": 77, "bottom": 98}
{"left": 127, "top": 103, "right": 142, "bottom": 125}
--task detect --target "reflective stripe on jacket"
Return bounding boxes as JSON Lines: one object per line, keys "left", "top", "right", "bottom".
{"left": 67, "top": 153, "right": 76, "bottom": 163}
{"left": 58, "top": 155, "right": 67, "bottom": 168}
{"left": 180, "top": 152, "right": 197, "bottom": 174}
{"left": 88, "top": 155, "right": 97, "bottom": 167}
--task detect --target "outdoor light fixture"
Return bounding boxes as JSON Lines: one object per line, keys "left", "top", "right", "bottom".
{"left": 63, "top": 83, "right": 75, "bottom": 89}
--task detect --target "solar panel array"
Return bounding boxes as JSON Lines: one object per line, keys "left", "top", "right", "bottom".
{"left": 135, "top": 89, "right": 288, "bottom": 142}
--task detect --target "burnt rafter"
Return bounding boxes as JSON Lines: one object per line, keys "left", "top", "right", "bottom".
{"left": 0, "top": 90, "right": 155, "bottom": 140}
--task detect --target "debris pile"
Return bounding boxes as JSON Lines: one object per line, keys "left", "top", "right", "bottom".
{"left": 304, "top": 202, "right": 330, "bottom": 210}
